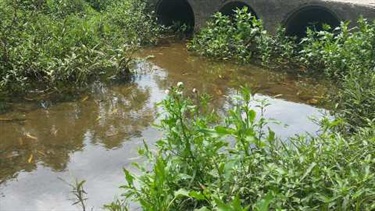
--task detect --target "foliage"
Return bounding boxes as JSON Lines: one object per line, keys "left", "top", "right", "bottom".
{"left": 0, "top": 0, "right": 160, "bottom": 95}
{"left": 84, "top": 0, "right": 109, "bottom": 11}
{"left": 104, "top": 0, "right": 159, "bottom": 45}
{"left": 188, "top": 8, "right": 375, "bottom": 130}
{"left": 299, "top": 19, "right": 375, "bottom": 78}
{"left": 299, "top": 19, "right": 375, "bottom": 129}
{"left": 337, "top": 70, "right": 375, "bottom": 130}
{"left": 70, "top": 179, "right": 89, "bottom": 211}
{"left": 62, "top": 178, "right": 91, "bottom": 211}
{"left": 109, "top": 85, "right": 375, "bottom": 210}
{"left": 187, "top": 8, "right": 297, "bottom": 67}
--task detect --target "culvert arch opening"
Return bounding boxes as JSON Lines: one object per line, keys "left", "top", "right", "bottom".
{"left": 156, "top": 0, "right": 195, "bottom": 33}
{"left": 219, "top": 1, "right": 258, "bottom": 18}
{"left": 285, "top": 6, "right": 340, "bottom": 38}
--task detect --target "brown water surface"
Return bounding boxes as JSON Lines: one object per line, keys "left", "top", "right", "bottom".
{"left": 0, "top": 42, "right": 331, "bottom": 210}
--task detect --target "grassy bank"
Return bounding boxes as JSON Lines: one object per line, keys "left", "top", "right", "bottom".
{"left": 0, "top": 0, "right": 159, "bottom": 97}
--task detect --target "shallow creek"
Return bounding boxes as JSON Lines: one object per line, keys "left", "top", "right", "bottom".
{"left": 0, "top": 42, "right": 331, "bottom": 210}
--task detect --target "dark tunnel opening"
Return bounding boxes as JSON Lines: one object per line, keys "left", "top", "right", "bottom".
{"left": 156, "top": 0, "right": 195, "bottom": 33}
{"left": 285, "top": 6, "right": 340, "bottom": 38}
{"left": 219, "top": 1, "right": 258, "bottom": 18}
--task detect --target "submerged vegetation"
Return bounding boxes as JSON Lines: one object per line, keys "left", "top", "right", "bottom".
{"left": 0, "top": 0, "right": 159, "bottom": 96}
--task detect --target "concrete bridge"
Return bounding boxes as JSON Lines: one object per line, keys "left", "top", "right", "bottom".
{"left": 151, "top": 0, "right": 375, "bottom": 37}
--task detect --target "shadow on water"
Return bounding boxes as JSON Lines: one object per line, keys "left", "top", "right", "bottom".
{"left": 0, "top": 42, "right": 333, "bottom": 210}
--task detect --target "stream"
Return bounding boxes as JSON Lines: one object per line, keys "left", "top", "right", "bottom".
{"left": 0, "top": 42, "right": 331, "bottom": 210}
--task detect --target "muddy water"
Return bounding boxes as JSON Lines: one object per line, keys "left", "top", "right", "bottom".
{"left": 0, "top": 42, "right": 330, "bottom": 210}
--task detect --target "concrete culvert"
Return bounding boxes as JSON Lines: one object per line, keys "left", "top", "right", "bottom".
{"left": 219, "top": 1, "right": 258, "bottom": 18}
{"left": 285, "top": 6, "right": 340, "bottom": 38}
{"left": 156, "top": 0, "right": 195, "bottom": 33}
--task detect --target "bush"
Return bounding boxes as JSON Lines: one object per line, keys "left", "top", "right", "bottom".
{"left": 299, "top": 18, "right": 375, "bottom": 129}
{"left": 188, "top": 9, "right": 375, "bottom": 130}
{"left": 300, "top": 19, "right": 375, "bottom": 78}
{"left": 336, "top": 69, "right": 375, "bottom": 130}
{"left": 0, "top": 0, "right": 160, "bottom": 95}
{"left": 84, "top": 0, "right": 109, "bottom": 11}
{"left": 108, "top": 85, "right": 375, "bottom": 210}
{"left": 187, "top": 7, "right": 297, "bottom": 67}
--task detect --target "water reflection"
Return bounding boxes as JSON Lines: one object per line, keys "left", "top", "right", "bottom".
{"left": 0, "top": 80, "right": 154, "bottom": 184}
{"left": 0, "top": 42, "right": 332, "bottom": 210}
{"left": 89, "top": 82, "right": 153, "bottom": 149}
{"left": 140, "top": 42, "right": 330, "bottom": 104}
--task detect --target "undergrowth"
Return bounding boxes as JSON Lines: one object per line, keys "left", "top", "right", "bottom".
{"left": 105, "top": 8, "right": 375, "bottom": 210}
{"left": 187, "top": 8, "right": 298, "bottom": 68}
{"left": 0, "top": 0, "right": 160, "bottom": 95}
{"left": 107, "top": 84, "right": 375, "bottom": 210}
{"left": 188, "top": 7, "right": 375, "bottom": 129}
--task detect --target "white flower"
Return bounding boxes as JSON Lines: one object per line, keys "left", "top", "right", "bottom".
{"left": 164, "top": 89, "right": 170, "bottom": 95}
{"left": 192, "top": 88, "right": 198, "bottom": 93}
{"left": 177, "top": 82, "right": 184, "bottom": 87}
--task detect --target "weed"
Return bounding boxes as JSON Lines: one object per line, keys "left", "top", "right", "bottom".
{"left": 0, "top": 0, "right": 160, "bottom": 96}
{"left": 188, "top": 8, "right": 297, "bottom": 67}
{"left": 189, "top": 8, "right": 375, "bottom": 130}
{"left": 109, "top": 85, "right": 375, "bottom": 210}
{"left": 60, "top": 178, "right": 91, "bottom": 211}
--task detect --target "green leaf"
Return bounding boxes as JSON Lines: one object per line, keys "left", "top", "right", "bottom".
{"left": 190, "top": 191, "right": 206, "bottom": 200}
{"left": 214, "top": 197, "right": 232, "bottom": 211}
{"left": 215, "top": 126, "right": 234, "bottom": 135}
{"left": 174, "top": 189, "right": 190, "bottom": 197}
{"left": 301, "top": 162, "right": 317, "bottom": 181}
{"left": 123, "top": 168, "right": 134, "bottom": 186}
{"left": 254, "top": 192, "right": 274, "bottom": 211}
{"left": 248, "top": 110, "right": 256, "bottom": 122}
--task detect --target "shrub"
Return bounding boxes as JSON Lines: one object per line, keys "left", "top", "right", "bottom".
{"left": 300, "top": 19, "right": 375, "bottom": 78}
{"left": 84, "top": 0, "right": 109, "bottom": 11}
{"left": 187, "top": 8, "right": 297, "bottom": 67}
{"left": 0, "top": 0, "right": 159, "bottom": 95}
{"left": 299, "top": 19, "right": 375, "bottom": 129}
{"left": 188, "top": 9, "right": 375, "bottom": 130}
{"left": 109, "top": 85, "right": 375, "bottom": 210}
